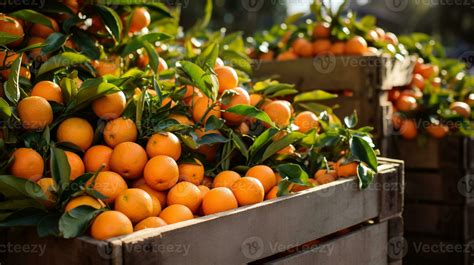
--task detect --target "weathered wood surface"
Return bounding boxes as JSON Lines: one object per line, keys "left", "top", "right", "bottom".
{"left": 404, "top": 236, "right": 474, "bottom": 265}
{"left": 264, "top": 222, "right": 389, "bottom": 265}
{"left": 1, "top": 160, "right": 403, "bottom": 265}
{"left": 252, "top": 56, "right": 414, "bottom": 91}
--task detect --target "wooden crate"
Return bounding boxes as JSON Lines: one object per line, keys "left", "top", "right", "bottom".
{"left": 0, "top": 158, "right": 404, "bottom": 265}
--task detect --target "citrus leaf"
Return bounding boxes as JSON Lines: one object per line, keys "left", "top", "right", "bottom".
{"left": 344, "top": 111, "right": 358, "bottom": 129}
{"left": 259, "top": 132, "right": 305, "bottom": 163}
{"left": 0, "top": 175, "right": 46, "bottom": 201}
{"left": 10, "top": 9, "right": 53, "bottom": 28}
{"left": 276, "top": 179, "right": 291, "bottom": 197}
{"left": 196, "top": 41, "right": 219, "bottom": 69}
{"left": 0, "top": 199, "right": 43, "bottom": 210}
{"left": 0, "top": 207, "right": 47, "bottom": 227}
{"left": 275, "top": 163, "right": 310, "bottom": 186}
{"left": 0, "top": 98, "right": 11, "bottom": 120}
{"left": 294, "top": 90, "right": 338, "bottom": 102}
{"left": 42, "top": 32, "right": 68, "bottom": 54}
{"left": 59, "top": 206, "right": 103, "bottom": 238}
{"left": 357, "top": 163, "right": 376, "bottom": 189}
{"left": 37, "top": 52, "right": 90, "bottom": 76}
{"left": 121, "top": 32, "right": 172, "bottom": 56}
{"left": 220, "top": 50, "right": 252, "bottom": 74}
{"left": 93, "top": 5, "right": 123, "bottom": 42}
{"left": 50, "top": 147, "right": 71, "bottom": 191}
{"left": 178, "top": 61, "right": 218, "bottom": 100}
{"left": 0, "top": 32, "right": 21, "bottom": 46}
{"left": 143, "top": 41, "right": 159, "bottom": 74}
{"left": 4, "top": 54, "right": 22, "bottom": 104}
{"left": 37, "top": 213, "right": 61, "bottom": 237}
{"left": 197, "top": 133, "right": 229, "bottom": 145}
{"left": 248, "top": 127, "right": 279, "bottom": 158}
{"left": 71, "top": 30, "right": 100, "bottom": 60}
{"left": 69, "top": 81, "right": 120, "bottom": 112}
{"left": 225, "top": 105, "right": 274, "bottom": 127}
{"left": 350, "top": 135, "right": 378, "bottom": 172}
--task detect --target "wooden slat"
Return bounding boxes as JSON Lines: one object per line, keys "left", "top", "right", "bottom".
{"left": 264, "top": 222, "right": 389, "bottom": 265}
{"left": 115, "top": 164, "right": 401, "bottom": 265}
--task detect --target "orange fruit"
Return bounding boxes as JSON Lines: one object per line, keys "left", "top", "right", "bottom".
{"left": 202, "top": 187, "right": 238, "bottom": 215}
{"left": 65, "top": 195, "right": 104, "bottom": 212}
{"left": 198, "top": 185, "right": 210, "bottom": 197}
{"left": 392, "top": 112, "right": 402, "bottom": 130}
{"left": 396, "top": 96, "right": 417, "bottom": 112}
{"left": 294, "top": 111, "right": 319, "bottom": 133}
{"left": 10, "top": 148, "right": 44, "bottom": 181}
{"left": 259, "top": 51, "right": 274, "bottom": 61}
{"left": 159, "top": 204, "right": 194, "bottom": 224}
{"left": 276, "top": 50, "right": 298, "bottom": 61}
{"left": 222, "top": 87, "right": 251, "bottom": 124}
{"left": 312, "top": 39, "right": 332, "bottom": 55}
{"left": 375, "top": 27, "right": 386, "bottom": 39}
{"left": 410, "top": 74, "right": 425, "bottom": 90}
{"left": 313, "top": 22, "right": 330, "bottom": 38}
{"left": 65, "top": 151, "right": 85, "bottom": 180}
{"left": 57, "top": 118, "right": 94, "bottom": 151}
{"left": 146, "top": 132, "right": 181, "bottom": 160}
{"left": 215, "top": 66, "right": 238, "bottom": 93}
{"left": 345, "top": 36, "right": 368, "bottom": 55}
{"left": 399, "top": 119, "right": 418, "bottom": 140}
{"left": 329, "top": 42, "right": 346, "bottom": 55}
{"left": 249, "top": 94, "right": 264, "bottom": 107}
{"left": 92, "top": 92, "right": 126, "bottom": 120}
{"left": 103, "top": 118, "right": 138, "bottom": 148}
{"left": 87, "top": 171, "right": 128, "bottom": 203}
{"left": 388, "top": 89, "right": 401, "bottom": 102}
{"left": 169, "top": 114, "right": 194, "bottom": 126}
{"left": 365, "top": 30, "right": 380, "bottom": 42}
{"left": 91, "top": 60, "right": 121, "bottom": 77}
{"left": 36, "top": 178, "right": 56, "bottom": 208}
{"left": 134, "top": 217, "right": 167, "bottom": 231}
{"left": 128, "top": 7, "right": 151, "bottom": 33}
{"left": 400, "top": 89, "right": 422, "bottom": 100}
{"left": 231, "top": 177, "right": 265, "bottom": 206}
{"left": 110, "top": 142, "right": 147, "bottom": 179}
{"left": 136, "top": 184, "right": 167, "bottom": 210}
{"left": 0, "top": 14, "right": 24, "bottom": 47}
{"left": 336, "top": 161, "right": 359, "bottom": 178}
{"left": 167, "top": 181, "right": 202, "bottom": 213}
{"left": 450, "top": 101, "right": 471, "bottom": 118}
{"left": 194, "top": 129, "right": 220, "bottom": 162}
{"left": 115, "top": 188, "right": 154, "bottom": 223}
{"left": 315, "top": 171, "right": 337, "bottom": 185}
{"left": 192, "top": 97, "right": 222, "bottom": 124}
{"left": 292, "top": 179, "right": 318, "bottom": 192}
{"left": 292, "top": 38, "right": 313, "bottom": 57}
{"left": 265, "top": 186, "right": 279, "bottom": 200}
{"left": 213, "top": 170, "right": 241, "bottom": 189}
{"left": 30, "top": 16, "right": 59, "bottom": 38}
{"left": 277, "top": 144, "right": 295, "bottom": 155}
{"left": 144, "top": 155, "right": 179, "bottom": 191}
{"left": 63, "top": 0, "right": 81, "bottom": 13}
{"left": 263, "top": 100, "right": 292, "bottom": 127}
{"left": 415, "top": 63, "right": 439, "bottom": 79}
{"left": 246, "top": 165, "right": 277, "bottom": 193}
{"left": 91, "top": 211, "right": 133, "bottom": 240}
{"left": 83, "top": 145, "right": 113, "bottom": 172}
{"left": 17, "top": 96, "right": 53, "bottom": 130}
{"left": 178, "top": 159, "right": 204, "bottom": 185}
{"left": 31, "top": 81, "right": 63, "bottom": 104}
{"left": 426, "top": 123, "right": 449, "bottom": 139}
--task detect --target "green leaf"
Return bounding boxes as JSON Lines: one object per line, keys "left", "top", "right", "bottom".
{"left": 37, "top": 52, "right": 90, "bottom": 76}
{"left": 178, "top": 61, "right": 218, "bottom": 100}
{"left": 71, "top": 30, "right": 100, "bottom": 60}
{"left": 197, "top": 133, "right": 229, "bottom": 145}
{"left": 69, "top": 81, "right": 120, "bottom": 113}
{"left": 37, "top": 213, "right": 61, "bottom": 237}
{"left": 10, "top": 10, "right": 52, "bottom": 28}
{"left": 59, "top": 206, "right": 103, "bottom": 238}
{"left": 220, "top": 50, "right": 252, "bottom": 74}
{"left": 60, "top": 77, "right": 79, "bottom": 104}
{"left": 204, "top": 115, "right": 225, "bottom": 131}
{"left": 0, "top": 98, "right": 12, "bottom": 120}
{"left": 225, "top": 105, "right": 274, "bottom": 126}
{"left": 58, "top": 173, "right": 95, "bottom": 205}
{"left": 294, "top": 90, "right": 338, "bottom": 102}
{"left": 275, "top": 163, "right": 310, "bottom": 186}
{"left": 4, "top": 54, "right": 22, "bottom": 104}
{"left": 248, "top": 127, "right": 279, "bottom": 158}
{"left": 344, "top": 111, "right": 358, "bottom": 129}
{"left": 93, "top": 5, "right": 123, "bottom": 42}
{"left": 0, "top": 207, "right": 46, "bottom": 227}
{"left": 230, "top": 131, "right": 248, "bottom": 159}
{"left": 259, "top": 132, "right": 305, "bottom": 163}
{"left": 357, "top": 163, "right": 376, "bottom": 189}
{"left": 350, "top": 136, "right": 378, "bottom": 172}
{"left": 121, "top": 32, "right": 172, "bottom": 56}
{"left": 0, "top": 199, "right": 43, "bottom": 210}
{"left": 143, "top": 41, "right": 159, "bottom": 74}
{"left": 196, "top": 41, "right": 219, "bottom": 69}
{"left": 50, "top": 148, "right": 71, "bottom": 190}
{"left": 276, "top": 179, "right": 291, "bottom": 197}
{"left": 0, "top": 175, "right": 46, "bottom": 201}
{"left": 0, "top": 32, "right": 21, "bottom": 46}
{"left": 42, "top": 33, "right": 68, "bottom": 54}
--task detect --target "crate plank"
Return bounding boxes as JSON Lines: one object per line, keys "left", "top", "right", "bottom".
{"left": 264, "top": 222, "right": 389, "bottom": 265}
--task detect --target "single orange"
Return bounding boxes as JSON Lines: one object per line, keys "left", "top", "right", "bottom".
{"left": 115, "top": 188, "right": 154, "bottom": 223}
{"left": 202, "top": 187, "right": 238, "bottom": 215}
{"left": 213, "top": 170, "right": 241, "bottom": 189}
{"left": 214, "top": 66, "right": 238, "bottom": 93}
{"left": 231, "top": 177, "right": 265, "bottom": 206}
{"left": 65, "top": 151, "right": 85, "bottom": 180}
{"left": 336, "top": 161, "right": 359, "bottom": 178}
{"left": 0, "top": 14, "right": 24, "bottom": 47}
{"left": 65, "top": 195, "right": 104, "bottom": 212}
{"left": 146, "top": 132, "right": 181, "bottom": 161}
{"left": 30, "top": 16, "right": 59, "bottom": 38}
{"left": 167, "top": 181, "right": 202, "bottom": 213}
{"left": 315, "top": 171, "right": 337, "bottom": 185}
{"left": 92, "top": 92, "right": 126, "bottom": 120}
{"left": 103, "top": 118, "right": 138, "bottom": 148}
{"left": 426, "top": 123, "right": 449, "bottom": 139}
{"left": 396, "top": 96, "right": 417, "bottom": 112}
{"left": 192, "top": 97, "right": 222, "bottom": 124}
{"left": 222, "top": 87, "right": 251, "bottom": 124}
{"left": 265, "top": 186, "right": 279, "bottom": 200}
{"left": 91, "top": 211, "right": 133, "bottom": 240}
{"left": 294, "top": 111, "right": 319, "bottom": 133}
{"left": 399, "top": 119, "right": 418, "bottom": 140}
{"left": 276, "top": 50, "right": 298, "bottom": 61}
{"left": 312, "top": 39, "right": 331, "bottom": 55}
{"left": 144, "top": 155, "right": 179, "bottom": 191}
{"left": 313, "top": 22, "right": 330, "bottom": 38}
{"left": 345, "top": 36, "right": 368, "bottom": 55}
{"left": 178, "top": 159, "right": 204, "bottom": 185}
{"left": 83, "top": 145, "right": 113, "bottom": 172}
{"left": 136, "top": 184, "right": 167, "bottom": 211}
{"left": 87, "top": 171, "right": 128, "bottom": 203}
{"left": 329, "top": 42, "right": 346, "bottom": 55}
{"left": 134, "top": 217, "right": 167, "bottom": 231}
{"left": 159, "top": 204, "right": 194, "bottom": 224}
{"left": 17, "top": 96, "right": 53, "bottom": 130}
{"left": 10, "top": 148, "right": 44, "bottom": 181}
{"left": 128, "top": 7, "right": 151, "bottom": 34}
{"left": 31, "top": 81, "right": 63, "bottom": 104}
{"left": 292, "top": 38, "right": 313, "bottom": 57}
{"left": 246, "top": 165, "right": 276, "bottom": 193}
{"left": 57, "top": 117, "right": 94, "bottom": 151}
{"left": 109, "top": 142, "right": 147, "bottom": 179}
